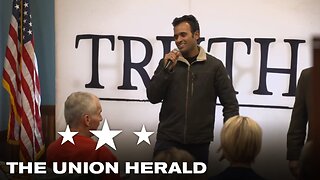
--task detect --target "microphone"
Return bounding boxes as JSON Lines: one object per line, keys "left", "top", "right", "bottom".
{"left": 164, "top": 49, "right": 179, "bottom": 70}
{"left": 164, "top": 59, "right": 173, "bottom": 70}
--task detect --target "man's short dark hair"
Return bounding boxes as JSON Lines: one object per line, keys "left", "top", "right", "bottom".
{"left": 172, "top": 15, "right": 200, "bottom": 33}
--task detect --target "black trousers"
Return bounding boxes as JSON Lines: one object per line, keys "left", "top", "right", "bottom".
{"left": 153, "top": 139, "right": 210, "bottom": 165}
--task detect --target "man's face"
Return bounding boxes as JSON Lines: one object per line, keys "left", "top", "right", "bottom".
{"left": 173, "top": 22, "right": 199, "bottom": 56}
{"left": 89, "top": 98, "right": 103, "bottom": 130}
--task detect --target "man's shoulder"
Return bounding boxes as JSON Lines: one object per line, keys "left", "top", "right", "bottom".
{"left": 47, "top": 135, "right": 97, "bottom": 153}
{"left": 47, "top": 137, "right": 63, "bottom": 151}
{"left": 96, "top": 145, "right": 115, "bottom": 155}
{"left": 205, "top": 53, "right": 223, "bottom": 64}
{"left": 96, "top": 146, "right": 118, "bottom": 162}
{"left": 301, "top": 67, "right": 312, "bottom": 76}
{"left": 203, "top": 53, "right": 226, "bottom": 71}
{"left": 299, "top": 67, "right": 313, "bottom": 83}
{"left": 198, "top": 46, "right": 222, "bottom": 64}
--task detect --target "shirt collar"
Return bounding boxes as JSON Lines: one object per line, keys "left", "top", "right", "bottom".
{"left": 177, "top": 46, "right": 207, "bottom": 65}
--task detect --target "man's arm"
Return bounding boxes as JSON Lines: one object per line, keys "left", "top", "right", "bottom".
{"left": 287, "top": 69, "right": 309, "bottom": 160}
{"left": 146, "top": 59, "right": 172, "bottom": 104}
{"left": 215, "top": 61, "right": 239, "bottom": 121}
{"left": 287, "top": 69, "right": 309, "bottom": 178}
{"left": 287, "top": 70, "right": 308, "bottom": 177}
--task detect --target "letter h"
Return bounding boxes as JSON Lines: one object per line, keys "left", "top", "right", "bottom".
{"left": 253, "top": 38, "right": 306, "bottom": 96}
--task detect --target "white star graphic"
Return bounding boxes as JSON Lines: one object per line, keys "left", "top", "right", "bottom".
{"left": 58, "top": 125, "right": 78, "bottom": 145}
{"left": 134, "top": 125, "right": 154, "bottom": 145}
{"left": 90, "top": 119, "right": 122, "bottom": 150}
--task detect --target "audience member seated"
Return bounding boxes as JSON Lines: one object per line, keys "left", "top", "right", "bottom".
{"left": 46, "top": 92, "right": 120, "bottom": 180}
{"left": 210, "top": 115, "right": 265, "bottom": 180}
{"left": 150, "top": 147, "right": 206, "bottom": 180}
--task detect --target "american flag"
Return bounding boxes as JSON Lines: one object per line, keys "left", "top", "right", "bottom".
{"left": 2, "top": 0, "right": 44, "bottom": 161}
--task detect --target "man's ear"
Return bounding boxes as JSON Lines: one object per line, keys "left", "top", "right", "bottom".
{"left": 83, "top": 114, "right": 90, "bottom": 127}
{"left": 194, "top": 30, "right": 200, "bottom": 40}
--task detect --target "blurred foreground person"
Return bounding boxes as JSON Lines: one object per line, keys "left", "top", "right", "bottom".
{"left": 287, "top": 67, "right": 314, "bottom": 179}
{"left": 150, "top": 147, "right": 206, "bottom": 180}
{"left": 210, "top": 116, "right": 265, "bottom": 180}
{"left": 298, "top": 141, "right": 319, "bottom": 180}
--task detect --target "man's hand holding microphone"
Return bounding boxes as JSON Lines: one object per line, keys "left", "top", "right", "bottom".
{"left": 164, "top": 49, "right": 181, "bottom": 72}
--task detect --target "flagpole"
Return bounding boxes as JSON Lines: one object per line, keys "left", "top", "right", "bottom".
{"left": 20, "top": 0, "right": 35, "bottom": 161}
{"left": 19, "top": 0, "right": 25, "bottom": 162}
{"left": 33, "top": 56, "right": 37, "bottom": 162}
{"left": 25, "top": 0, "right": 37, "bottom": 161}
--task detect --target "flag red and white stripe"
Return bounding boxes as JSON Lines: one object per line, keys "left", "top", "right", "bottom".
{"left": 2, "top": 0, "right": 44, "bottom": 161}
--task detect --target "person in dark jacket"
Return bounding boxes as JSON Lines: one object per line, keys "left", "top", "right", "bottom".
{"left": 146, "top": 14, "right": 239, "bottom": 165}
{"left": 298, "top": 141, "right": 319, "bottom": 180}
{"left": 287, "top": 67, "right": 313, "bottom": 179}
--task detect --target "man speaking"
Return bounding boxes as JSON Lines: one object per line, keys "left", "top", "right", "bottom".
{"left": 147, "top": 14, "right": 239, "bottom": 164}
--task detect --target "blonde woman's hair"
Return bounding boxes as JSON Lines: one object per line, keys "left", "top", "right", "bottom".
{"left": 220, "top": 115, "right": 262, "bottom": 164}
